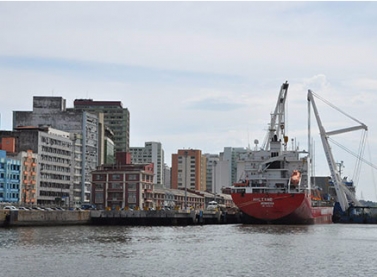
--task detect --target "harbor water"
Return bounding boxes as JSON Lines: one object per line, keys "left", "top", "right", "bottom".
{"left": 1, "top": 224, "right": 377, "bottom": 277}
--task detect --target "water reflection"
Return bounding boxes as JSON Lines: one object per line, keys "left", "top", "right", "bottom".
{"left": 237, "top": 224, "right": 310, "bottom": 235}
{"left": 1, "top": 224, "right": 377, "bottom": 277}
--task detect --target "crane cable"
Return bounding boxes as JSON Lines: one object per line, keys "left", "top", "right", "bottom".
{"left": 353, "top": 130, "right": 367, "bottom": 186}
{"left": 366, "top": 139, "right": 377, "bottom": 201}
{"left": 311, "top": 91, "right": 366, "bottom": 127}
{"left": 328, "top": 131, "right": 377, "bottom": 180}
{"left": 312, "top": 91, "right": 371, "bottom": 188}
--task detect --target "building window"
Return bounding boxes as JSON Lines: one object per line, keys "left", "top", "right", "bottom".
{"left": 94, "top": 174, "right": 104, "bottom": 181}
{"left": 128, "top": 183, "right": 136, "bottom": 190}
{"left": 95, "top": 183, "right": 104, "bottom": 190}
{"left": 128, "top": 192, "right": 136, "bottom": 203}
{"left": 112, "top": 174, "right": 121, "bottom": 180}
{"left": 95, "top": 192, "right": 103, "bottom": 203}
{"left": 111, "top": 183, "right": 122, "bottom": 189}
{"left": 128, "top": 174, "right": 137, "bottom": 181}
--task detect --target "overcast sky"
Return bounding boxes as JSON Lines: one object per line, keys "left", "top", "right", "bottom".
{"left": 1, "top": 2, "right": 377, "bottom": 201}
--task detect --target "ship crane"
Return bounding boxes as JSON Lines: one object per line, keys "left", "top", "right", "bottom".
{"left": 307, "top": 90, "right": 367, "bottom": 212}
{"left": 262, "top": 81, "right": 289, "bottom": 151}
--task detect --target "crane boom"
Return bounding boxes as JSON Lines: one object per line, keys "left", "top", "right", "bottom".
{"left": 307, "top": 90, "right": 362, "bottom": 212}
{"left": 326, "top": 125, "right": 367, "bottom": 136}
{"left": 263, "top": 81, "right": 289, "bottom": 150}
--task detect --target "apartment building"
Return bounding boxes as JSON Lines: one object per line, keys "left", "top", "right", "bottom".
{"left": 0, "top": 149, "right": 21, "bottom": 203}
{"left": 203, "top": 153, "right": 219, "bottom": 192}
{"left": 171, "top": 149, "right": 207, "bottom": 191}
{"left": 163, "top": 164, "right": 171, "bottom": 188}
{"left": 13, "top": 96, "right": 104, "bottom": 203}
{"left": 18, "top": 150, "right": 38, "bottom": 205}
{"left": 222, "top": 147, "right": 248, "bottom": 185}
{"left": 104, "top": 126, "right": 115, "bottom": 164}
{"left": 130, "top": 142, "right": 164, "bottom": 185}
{"left": 0, "top": 127, "right": 76, "bottom": 206}
{"left": 73, "top": 99, "right": 130, "bottom": 153}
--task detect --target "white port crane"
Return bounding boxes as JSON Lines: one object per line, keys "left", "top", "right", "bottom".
{"left": 307, "top": 90, "right": 367, "bottom": 212}
{"left": 262, "top": 81, "right": 289, "bottom": 151}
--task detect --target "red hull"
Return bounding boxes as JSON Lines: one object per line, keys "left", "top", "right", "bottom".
{"left": 231, "top": 192, "right": 333, "bottom": 224}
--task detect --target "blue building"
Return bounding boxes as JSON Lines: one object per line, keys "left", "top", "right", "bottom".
{"left": 0, "top": 150, "right": 21, "bottom": 203}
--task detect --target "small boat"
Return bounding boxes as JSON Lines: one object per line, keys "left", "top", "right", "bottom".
{"left": 206, "top": 201, "right": 219, "bottom": 211}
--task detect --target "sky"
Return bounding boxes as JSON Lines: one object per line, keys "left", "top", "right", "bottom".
{"left": 1, "top": 2, "right": 377, "bottom": 201}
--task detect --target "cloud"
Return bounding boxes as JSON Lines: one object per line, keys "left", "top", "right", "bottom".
{"left": 186, "top": 96, "right": 246, "bottom": 112}
{"left": 1, "top": 2, "right": 377, "bottom": 201}
{"left": 1, "top": 2, "right": 377, "bottom": 78}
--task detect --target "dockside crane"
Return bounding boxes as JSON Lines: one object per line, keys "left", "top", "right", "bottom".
{"left": 307, "top": 90, "right": 367, "bottom": 212}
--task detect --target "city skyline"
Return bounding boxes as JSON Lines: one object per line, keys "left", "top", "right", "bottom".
{"left": 1, "top": 2, "right": 377, "bottom": 201}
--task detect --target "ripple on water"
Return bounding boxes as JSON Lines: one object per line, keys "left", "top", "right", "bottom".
{"left": 1, "top": 224, "right": 377, "bottom": 277}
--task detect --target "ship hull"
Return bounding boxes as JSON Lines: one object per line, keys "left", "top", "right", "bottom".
{"left": 231, "top": 192, "right": 333, "bottom": 225}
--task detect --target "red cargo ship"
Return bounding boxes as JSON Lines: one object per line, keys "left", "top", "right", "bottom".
{"left": 230, "top": 82, "right": 333, "bottom": 224}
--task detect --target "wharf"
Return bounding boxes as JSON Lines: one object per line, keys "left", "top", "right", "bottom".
{"left": 90, "top": 209, "right": 241, "bottom": 226}
{"left": 1, "top": 209, "right": 241, "bottom": 227}
{"left": 1, "top": 210, "right": 91, "bottom": 227}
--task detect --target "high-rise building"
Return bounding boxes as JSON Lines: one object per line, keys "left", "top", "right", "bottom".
{"left": 204, "top": 153, "right": 232, "bottom": 193}
{"left": 0, "top": 127, "right": 75, "bottom": 206}
{"left": 18, "top": 150, "right": 38, "bottom": 206}
{"left": 72, "top": 99, "right": 130, "bottom": 153}
{"left": 163, "top": 164, "right": 171, "bottom": 188}
{"left": 171, "top": 149, "right": 206, "bottom": 191}
{"left": 222, "top": 147, "right": 248, "bottom": 185}
{"left": 104, "top": 126, "right": 115, "bottom": 164}
{"left": 130, "top": 142, "right": 164, "bottom": 185}
{"left": 204, "top": 154, "right": 219, "bottom": 192}
{"left": 13, "top": 96, "right": 104, "bottom": 203}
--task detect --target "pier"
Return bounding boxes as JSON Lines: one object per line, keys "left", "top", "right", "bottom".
{"left": 83, "top": 209, "right": 240, "bottom": 226}
{"left": 1, "top": 209, "right": 241, "bottom": 227}
{"left": 1, "top": 210, "right": 91, "bottom": 227}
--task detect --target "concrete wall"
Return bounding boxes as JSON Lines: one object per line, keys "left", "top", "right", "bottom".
{"left": 0, "top": 211, "right": 7, "bottom": 227}
{"left": 1, "top": 210, "right": 91, "bottom": 227}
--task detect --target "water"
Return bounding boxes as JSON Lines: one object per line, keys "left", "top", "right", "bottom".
{"left": 1, "top": 224, "right": 377, "bottom": 277}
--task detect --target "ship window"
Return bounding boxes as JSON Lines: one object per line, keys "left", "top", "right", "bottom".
{"left": 269, "top": 161, "right": 281, "bottom": 169}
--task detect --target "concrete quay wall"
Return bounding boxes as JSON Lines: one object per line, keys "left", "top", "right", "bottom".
{"left": 1, "top": 209, "right": 241, "bottom": 227}
{"left": 90, "top": 209, "right": 240, "bottom": 226}
{"left": 1, "top": 210, "right": 91, "bottom": 227}
{"left": 0, "top": 211, "right": 6, "bottom": 227}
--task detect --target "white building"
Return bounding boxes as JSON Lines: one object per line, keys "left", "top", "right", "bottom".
{"left": 204, "top": 153, "right": 231, "bottom": 194}
{"left": 13, "top": 96, "right": 102, "bottom": 204}
{"left": 9, "top": 126, "right": 77, "bottom": 206}
{"left": 130, "top": 142, "right": 164, "bottom": 185}
{"left": 221, "top": 147, "right": 249, "bottom": 185}
{"left": 163, "top": 163, "right": 171, "bottom": 188}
